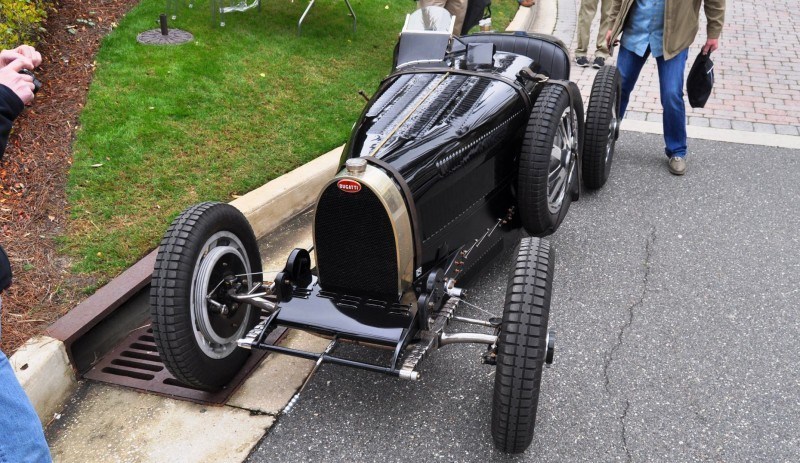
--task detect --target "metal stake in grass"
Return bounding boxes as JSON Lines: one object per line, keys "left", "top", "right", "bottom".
{"left": 137, "top": 14, "right": 194, "bottom": 45}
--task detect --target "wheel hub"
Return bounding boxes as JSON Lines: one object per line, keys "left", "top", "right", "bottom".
{"left": 547, "top": 107, "right": 577, "bottom": 214}
{"left": 544, "top": 329, "right": 556, "bottom": 367}
{"left": 190, "top": 231, "right": 254, "bottom": 359}
{"left": 606, "top": 98, "right": 618, "bottom": 163}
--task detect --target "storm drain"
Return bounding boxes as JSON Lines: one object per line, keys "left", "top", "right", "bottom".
{"left": 84, "top": 324, "right": 285, "bottom": 404}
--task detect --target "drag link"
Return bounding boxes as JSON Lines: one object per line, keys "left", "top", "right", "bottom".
{"left": 285, "top": 338, "right": 338, "bottom": 414}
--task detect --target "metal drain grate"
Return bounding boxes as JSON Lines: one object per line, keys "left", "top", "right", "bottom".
{"left": 84, "top": 324, "right": 285, "bottom": 404}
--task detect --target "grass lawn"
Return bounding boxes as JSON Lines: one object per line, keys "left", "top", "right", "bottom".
{"left": 65, "top": 0, "right": 519, "bottom": 280}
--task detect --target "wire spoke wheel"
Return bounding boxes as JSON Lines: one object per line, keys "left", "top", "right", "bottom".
{"left": 547, "top": 107, "right": 577, "bottom": 214}
{"left": 518, "top": 84, "right": 580, "bottom": 236}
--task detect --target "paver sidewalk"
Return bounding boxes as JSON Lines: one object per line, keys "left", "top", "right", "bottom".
{"left": 552, "top": 0, "right": 800, "bottom": 136}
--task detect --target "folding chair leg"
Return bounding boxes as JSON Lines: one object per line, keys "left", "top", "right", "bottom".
{"left": 298, "top": 0, "right": 316, "bottom": 35}
{"left": 344, "top": 0, "right": 357, "bottom": 33}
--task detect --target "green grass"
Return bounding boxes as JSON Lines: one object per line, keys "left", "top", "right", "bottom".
{"left": 66, "top": 0, "right": 519, "bottom": 278}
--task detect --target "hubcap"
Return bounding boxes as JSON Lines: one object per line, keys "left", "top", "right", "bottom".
{"left": 545, "top": 329, "right": 556, "bottom": 366}
{"left": 547, "top": 107, "right": 577, "bottom": 214}
{"left": 606, "top": 98, "right": 618, "bottom": 163}
{"left": 191, "top": 231, "right": 253, "bottom": 359}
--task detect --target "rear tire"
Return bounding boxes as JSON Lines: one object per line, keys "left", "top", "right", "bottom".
{"left": 492, "top": 237, "right": 553, "bottom": 453}
{"left": 583, "top": 65, "right": 621, "bottom": 189}
{"left": 518, "top": 84, "right": 579, "bottom": 236}
{"left": 150, "top": 202, "right": 262, "bottom": 390}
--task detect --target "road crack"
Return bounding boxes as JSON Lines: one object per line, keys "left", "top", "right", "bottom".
{"left": 603, "top": 226, "right": 656, "bottom": 462}
{"left": 621, "top": 400, "right": 632, "bottom": 462}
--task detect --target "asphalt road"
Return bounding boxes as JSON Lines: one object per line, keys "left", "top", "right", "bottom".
{"left": 247, "top": 132, "right": 800, "bottom": 462}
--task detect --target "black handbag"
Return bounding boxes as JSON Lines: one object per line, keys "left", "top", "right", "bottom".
{"left": 687, "top": 51, "right": 714, "bottom": 108}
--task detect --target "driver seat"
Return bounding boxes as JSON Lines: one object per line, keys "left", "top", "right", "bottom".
{"left": 458, "top": 31, "right": 571, "bottom": 81}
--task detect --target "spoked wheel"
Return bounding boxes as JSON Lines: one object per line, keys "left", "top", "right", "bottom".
{"left": 150, "top": 202, "right": 263, "bottom": 390}
{"left": 492, "top": 237, "right": 555, "bottom": 453}
{"left": 583, "top": 65, "right": 621, "bottom": 189}
{"left": 518, "top": 84, "right": 580, "bottom": 236}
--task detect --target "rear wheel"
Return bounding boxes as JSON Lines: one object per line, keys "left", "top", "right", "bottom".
{"left": 492, "top": 237, "right": 554, "bottom": 453}
{"left": 583, "top": 65, "right": 621, "bottom": 189}
{"left": 518, "top": 84, "right": 579, "bottom": 236}
{"left": 150, "top": 202, "right": 262, "bottom": 390}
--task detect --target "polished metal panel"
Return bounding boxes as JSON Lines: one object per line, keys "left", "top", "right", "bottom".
{"left": 314, "top": 164, "right": 414, "bottom": 296}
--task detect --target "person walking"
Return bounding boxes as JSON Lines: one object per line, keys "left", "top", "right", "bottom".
{"left": 0, "top": 44, "right": 53, "bottom": 463}
{"left": 574, "top": 0, "right": 613, "bottom": 69}
{"left": 605, "top": 0, "right": 725, "bottom": 175}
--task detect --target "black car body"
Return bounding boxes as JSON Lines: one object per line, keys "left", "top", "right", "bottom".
{"left": 149, "top": 7, "right": 621, "bottom": 454}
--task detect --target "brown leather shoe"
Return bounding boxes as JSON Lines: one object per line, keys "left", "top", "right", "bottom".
{"left": 668, "top": 156, "right": 687, "bottom": 175}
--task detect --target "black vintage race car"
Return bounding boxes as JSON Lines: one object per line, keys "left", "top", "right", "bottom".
{"left": 149, "top": 8, "right": 620, "bottom": 454}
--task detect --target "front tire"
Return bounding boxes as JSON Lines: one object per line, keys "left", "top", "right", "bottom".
{"left": 150, "top": 202, "right": 262, "bottom": 390}
{"left": 583, "top": 65, "right": 621, "bottom": 189}
{"left": 492, "top": 237, "right": 554, "bottom": 453}
{"left": 518, "top": 84, "right": 580, "bottom": 236}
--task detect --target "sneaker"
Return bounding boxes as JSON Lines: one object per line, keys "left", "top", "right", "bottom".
{"left": 576, "top": 56, "right": 590, "bottom": 67}
{"left": 592, "top": 56, "right": 606, "bottom": 68}
{"left": 668, "top": 156, "right": 687, "bottom": 176}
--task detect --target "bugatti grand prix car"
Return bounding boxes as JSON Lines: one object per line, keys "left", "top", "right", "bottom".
{"left": 149, "top": 7, "right": 620, "bottom": 453}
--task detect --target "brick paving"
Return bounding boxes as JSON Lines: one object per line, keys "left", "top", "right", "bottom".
{"left": 548, "top": 0, "right": 800, "bottom": 135}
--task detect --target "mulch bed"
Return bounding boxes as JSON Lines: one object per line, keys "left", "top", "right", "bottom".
{"left": 1, "top": 0, "right": 139, "bottom": 354}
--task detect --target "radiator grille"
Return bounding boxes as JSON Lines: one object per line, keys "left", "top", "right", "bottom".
{"left": 315, "top": 182, "right": 398, "bottom": 298}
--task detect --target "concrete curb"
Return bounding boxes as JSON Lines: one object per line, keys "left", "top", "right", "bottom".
{"left": 230, "top": 146, "right": 342, "bottom": 238}
{"left": 12, "top": 145, "right": 343, "bottom": 425}
{"left": 622, "top": 120, "right": 800, "bottom": 150}
{"left": 8, "top": 336, "right": 76, "bottom": 424}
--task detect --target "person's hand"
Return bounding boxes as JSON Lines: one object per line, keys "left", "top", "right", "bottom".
{"left": 605, "top": 30, "right": 619, "bottom": 49}
{"left": 702, "top": 38, "right": 719, "bottom": 55}
{"left": 0, "top": 45, "right": 41, "bottom": 68}
{"left": 0, "top": 59, "right": 36, "bottom": 105}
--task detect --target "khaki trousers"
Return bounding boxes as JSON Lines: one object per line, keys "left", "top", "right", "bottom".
{"left": 419, "top": 0, "right": 468, "bottom": 36}
{"left": 575, "top": 0, "right": 612, "bottom": 58}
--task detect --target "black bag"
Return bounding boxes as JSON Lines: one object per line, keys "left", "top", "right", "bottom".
{"left": 462, "top": 0, "right": 491, "bottom": 34}
{"left": 687, "top": 51, "right": 714, "bottom": 108}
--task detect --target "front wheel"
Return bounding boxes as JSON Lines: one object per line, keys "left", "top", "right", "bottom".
{"left": 150, "top": 202, "right": 263, "bottom": 390}
{"left": 492, "top": 237, "right": 554, "bottom": 453}
{"left": 517, "top": 84, "right": 580, "bottom": 236}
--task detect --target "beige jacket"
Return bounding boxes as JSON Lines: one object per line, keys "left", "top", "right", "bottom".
{"left": 608, "top": 0, "right": 726, "bottom": 60}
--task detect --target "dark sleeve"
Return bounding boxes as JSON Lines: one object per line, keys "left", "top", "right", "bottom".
{"left": 0, "top": 244, "right": 11, "bottom": 292}
{"left": 0, "top": 84, "right": 25, "bottom": 157}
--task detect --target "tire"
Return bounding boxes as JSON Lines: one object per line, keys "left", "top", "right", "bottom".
{"left": 492, "top": 237, "right": 553, "bottom": 453}
{"left": 583, "top": 65, "right": 621, "bottom": 189}
{"left": 150, "top": 202, "right": 262, "bottom": 390}
{"left": 518, "top": 84, "right": 579, "bottom": 236}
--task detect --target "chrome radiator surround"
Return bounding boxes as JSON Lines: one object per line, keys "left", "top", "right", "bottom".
{"left": 313, "top": 164, "right": 415, "bottom": 297}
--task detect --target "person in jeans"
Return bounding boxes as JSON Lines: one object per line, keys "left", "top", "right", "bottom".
{"left": 574, "top": 0, "right": 612, "bottom": 69}
{"left": 0, "top": 44, "right": 52, "bottom": 463}
{"left": 605, "top": 0, "right": 725, "bottom": 175}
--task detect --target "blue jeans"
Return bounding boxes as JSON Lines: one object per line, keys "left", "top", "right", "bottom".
{"left": 0, "top": 298, "right": 52, "bottom": 462}
{"left": 617, "top": 45, "right": 689, "bottom": 158}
